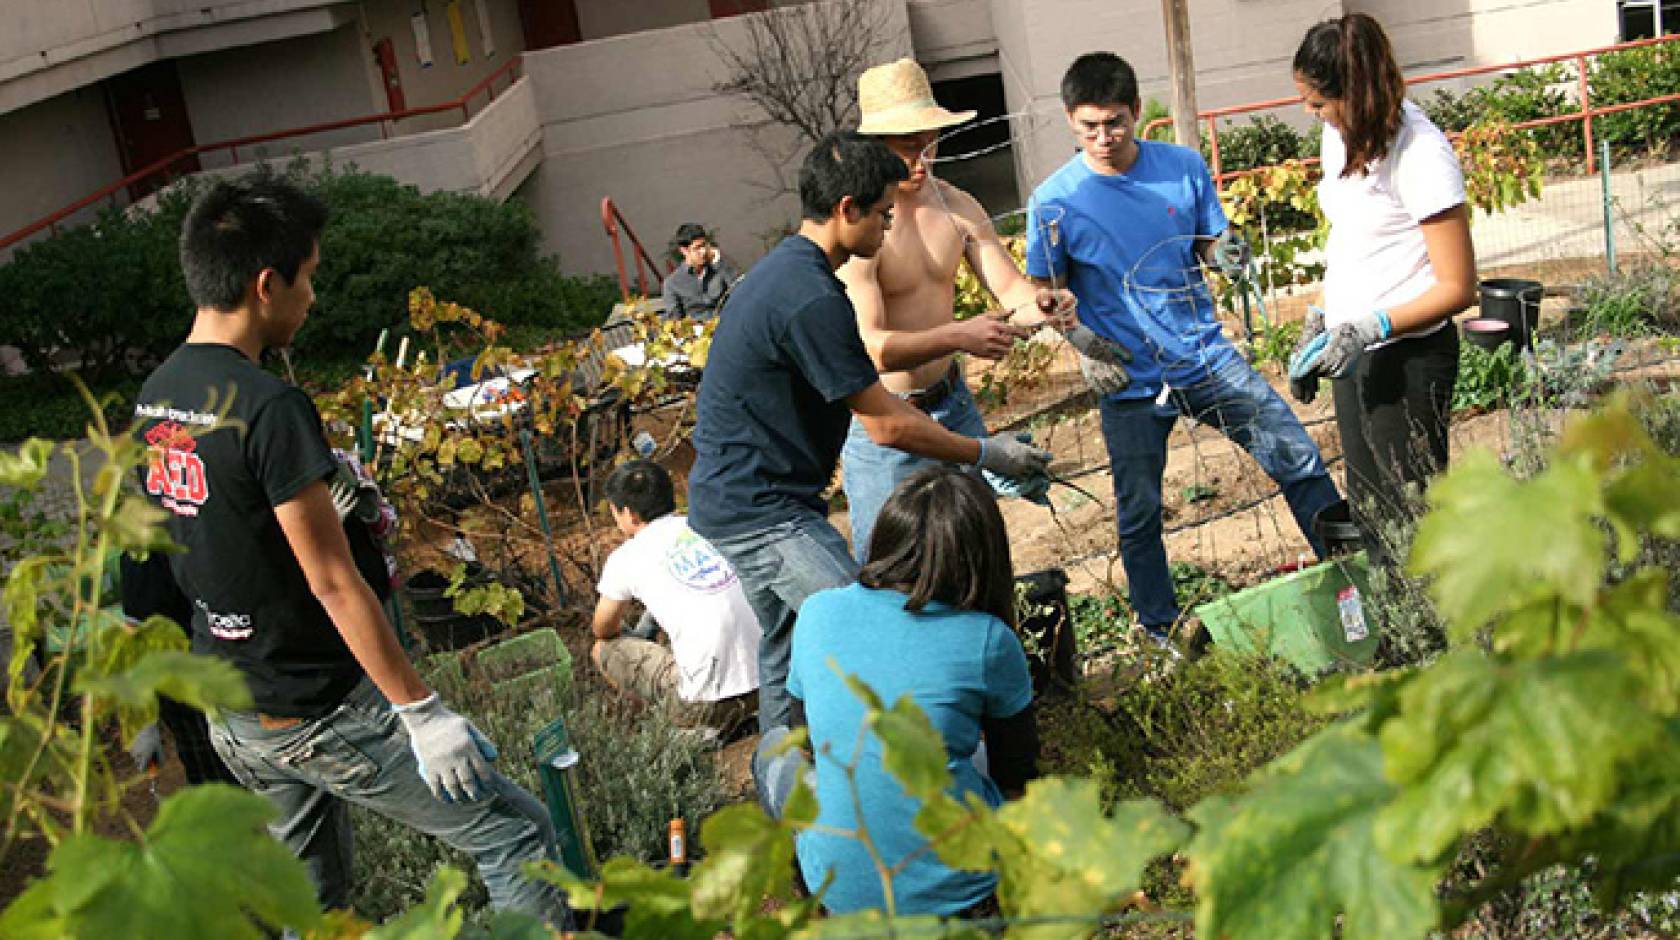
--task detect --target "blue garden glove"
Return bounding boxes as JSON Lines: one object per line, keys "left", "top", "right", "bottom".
{"left": 1287, "top": 306, "right": 1327, "bottom": 403}
{"left": 1290, "top": 309, "right": 1391, "bottom": 382}
{"left": 981, "top": 433, "right": 1052, "bottom": 506}
{"left": 1064, "top": 324, "right": 1132, "bottom": 394}
{"left": 1210, "top": 230, "right": 1253, "bottom": 279}
{"left": 129, "top": 723, "right": 164, "bottom": 771}
{"left": 394, "top": 693, "right": 500, "bottom": 803}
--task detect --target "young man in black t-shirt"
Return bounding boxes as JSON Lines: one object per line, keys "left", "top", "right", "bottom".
{"left": 132, "top": 178, "right": 567, "bottom": 922}
{"left": 687, "top": 132, "right": 1053, "bottom": 808}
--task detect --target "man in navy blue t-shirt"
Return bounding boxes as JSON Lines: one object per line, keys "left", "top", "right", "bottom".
{"left": 688, "top": 132, "right": 1051, "bottom": 806}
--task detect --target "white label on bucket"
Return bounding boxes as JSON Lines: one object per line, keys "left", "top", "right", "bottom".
{"left": 1337, "top": 586, "right": 1369, "bottom": 643}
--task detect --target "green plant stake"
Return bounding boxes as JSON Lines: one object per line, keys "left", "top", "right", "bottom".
{"left": 518, "top": 426, "right": 567, "bottom": 608}
{"left": 533, "top": 716, "right": 599, "bottom": 879}
{"left": 1601, "top": 138, "right": 1618, "bottom": 274}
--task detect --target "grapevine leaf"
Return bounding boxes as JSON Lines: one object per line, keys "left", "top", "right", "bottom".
{"left": 104, "top": 496, "right": 174, "bottom": 555}
{"left": 0, "top": 784, "right": 319, "bottom": 939}
{"left": 690, "top": 803, "right": 796, "bottom": 923}
{"left": 994, "top": 778, "right": 1186, "bottom": 933}
{"left": 1410, "top": 451, "right": 1605, "bottom": 642}
{"left": 795, "top": 911, "right": 986, "bottom": 938}
{"left": 81, "top": 613, "right": 192, "bottom": 739}
{"left": 1565, "top": 720, "right": 1680, "bottom": 908}
{"left": 871, "top": 694, "right": 952, "bottom": 802}
{"left": 838, "top": 665, "right": 883, "bottom": 712}
{"left": 1604, "top": 457, "right": 1680, "bottom": 540}
{"left": 479, "top": 910, "right": 552, "bottom": 940}
{"left": 1575, "top": 571, "right": 1680, "bottom": 711}
{"left": 914, "top": 791, "right": 1005, "bottom": 872}
{"left": 1185, "top": 725, "right": 1441, "bottom": 940}
{"left": 1376, "top": 650, "right": 1662, "bottom": 863}
{"left": 363, "top": 867, "right": 466, "bottom": 939}
{"left": 0, "top": 438, "right": 54, "bottom": 489}
{"left": 75, "top": 649, "right": 252, "bottom": 718}
{"left": 4, "top": 555, "right": 54, "bottom": 683}
{"left": 783, "top": 772, "right": 819, "bottom": 828}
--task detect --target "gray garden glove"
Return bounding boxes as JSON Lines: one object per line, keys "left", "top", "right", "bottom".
{"left": 1291, "top": 309, "right": 1391, "bottom": 382}
{"left": 129, "top": 723, "right": 164, "bottom": 771}
{"left": 976, "top": 431, "right": 1052, "bottom": 480}
{"left": 1065, "top": 324, "right": 1133, "bottom": 394}
{"left": 394, "top": 693, "right": 500, "bottom": 803}
{"left": 1288, "top": 306, "right": 1327, "bottom": 403}
{"left": 1210, "top": 229, "right": 1253, "bottom": 279}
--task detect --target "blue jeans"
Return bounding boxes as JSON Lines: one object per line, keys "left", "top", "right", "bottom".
{"left": 705, "top": 515, "right": 858, "bottom": 811}
{"left": 840, "top": 377, "right": 988, "bottom": 562}
{"left": 208, "top": 678, "right": 569, "bottom": 923}
{"left": 1100, "top": 358, "right": 1340, "bottom": 627}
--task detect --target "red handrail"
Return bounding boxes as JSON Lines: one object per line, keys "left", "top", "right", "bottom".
{"left": 599, "top": 197, "right": 669, "bottom": 302}
{"left": 1, "top": 55, "right": 525, "bottom": 253}
{"left": 1141, "top": 32, "right": 1680, "bottom": 186}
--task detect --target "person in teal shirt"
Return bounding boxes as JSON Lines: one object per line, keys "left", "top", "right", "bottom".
{"left": 782, "top": 466, "right": 1039, "bottom": 916}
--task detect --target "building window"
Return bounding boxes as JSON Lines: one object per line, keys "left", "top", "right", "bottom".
{"left": 1618, "top": 0, "right": 1680, "bottom": 39}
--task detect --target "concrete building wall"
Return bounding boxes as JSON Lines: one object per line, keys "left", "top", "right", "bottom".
{"left": 177, "top": 22, "right": 383, "bottom": 164}
{"left": 1357, "top": 0, "right": 1616, "bottom": 78}
{"left": 357, "top": 0, "right": 527, "bottom": 135}
{"left": 3, "top": 1, "right": 354, "bottom": 116}
{"left": 520, "top": 0, "right": 913, "bottom": 277}
{"left": 908, "top": 0, "right": 998, "bottom": 80}
{"left": 575, "top": 0, "right": 713, "bottom": 41}
{"left": 0, "top": 87, "right": 127, "bottom": 255}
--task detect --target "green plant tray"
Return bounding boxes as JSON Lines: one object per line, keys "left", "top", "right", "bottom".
{"left": 475, "top": 627, "right": 572, "bottom": 684}
{"left": 490, "top": 665, "right": 571, "bottom": 707}
{"left": 418, "top": 651, "right": 467, "bottom": 692}
{"left": 1194, "top": 552, "right": 1377, "bottom": 673}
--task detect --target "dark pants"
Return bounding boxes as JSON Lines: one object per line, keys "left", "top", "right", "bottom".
{"left": 1331, "top": 325, "right": 1459, "bottom": 563}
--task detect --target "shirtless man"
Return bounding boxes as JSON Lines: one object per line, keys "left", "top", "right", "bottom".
{"left": 838, "top": 58, "right": 1121, "bottom": 560}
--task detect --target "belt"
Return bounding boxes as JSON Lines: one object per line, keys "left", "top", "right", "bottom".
{"left": 902, "top": 362, "right": 960, "bottom": 412}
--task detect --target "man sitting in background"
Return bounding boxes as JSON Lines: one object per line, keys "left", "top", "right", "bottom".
{"left": 661, "top": 223, "right": 738, "bottom": 319}
{"left": 591, "top": 459, "right": 760, "bottom": 739}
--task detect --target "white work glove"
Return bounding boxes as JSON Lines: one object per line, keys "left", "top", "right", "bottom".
{"left": 1291, "top": 309, "right": 1391, "bottom": 381}
{"left": 329, "top": 462, "right": 382, "bottom": 525}
{"left": 1064, "top": 324, "right": 1133, "bottom": 394}
{"left": 1210, "top": 229, "right": 1253, "bottom": 279}
{"left": 1033, "top": 287, "right": 1080, "bottom": 330}
{"left": 129, "top": 723, "right": 165, "bottom": 771}
{"left": 394, "top": 693, "right": 500, "bottom": 803}
{"left": 975, "top": 431, "right": 1052, "bottom": 480}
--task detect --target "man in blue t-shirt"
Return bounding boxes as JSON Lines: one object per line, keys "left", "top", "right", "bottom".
{"left": 688, "top": 132, "right": 1051, "bottom": 806}
{"left": 1024, "top": 53, "right": 1343, "bottom": 640}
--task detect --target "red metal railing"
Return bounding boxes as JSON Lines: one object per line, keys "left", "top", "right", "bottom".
{"left": 600, "top": 197, "right": 670, "bottom": 302}
{"left": 0, "top": 55, "right": 525, "bottom": 253}
{"left": 1142, "top": 33, "right": 1680, "bottom": 187}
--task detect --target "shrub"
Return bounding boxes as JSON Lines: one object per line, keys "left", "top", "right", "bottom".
{"left": 1206, "top": 115, "right": 1318, "bottom": 174}
{"left": 1573, "top": 263, "right": 1680, "bottom": 337}
{"left": 0, "top": 163, "right": 616, "bottom": 386}
{"left": 1591, "top": 43, "right": 1680, "bottom": 158}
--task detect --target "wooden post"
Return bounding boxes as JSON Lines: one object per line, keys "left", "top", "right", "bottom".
{"left": 1161, "top": 0, "right": 1201, "bottom": 151}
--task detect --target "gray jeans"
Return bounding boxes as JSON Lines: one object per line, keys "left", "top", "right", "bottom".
{"left": 209, "top": 678, "right": 568, "bottom": 923}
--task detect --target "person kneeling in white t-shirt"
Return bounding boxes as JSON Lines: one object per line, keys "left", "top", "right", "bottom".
{"left": 591, "top": 459, "right": 761, "bottom": 738}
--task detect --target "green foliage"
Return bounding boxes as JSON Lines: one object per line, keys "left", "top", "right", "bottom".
{"left": 0, "top": 162, "right": 616, "bottom": 388}
{"left": 1220, "top": 162, "right": 1327, "bottom": 288}
{"left": 1574, "top": 263, "right": 1680, "bottom": 337}
{"left": 1452, "top": 341, "right": 1531, "bottom": 412}
{"left": 1590, "top": 43, "right": 1680, "bottom": 158}
{"left": 1245, "top": 318, "right": 1301, "bottom": 373}
{"left": 1454, "top": 122, "right": 1545, "bottom": 216}
{"left": 1423, "top": 66, "right": 1578, "bottom": 160}
{"left": 1, "top": 785, "right": 320, "bottom": 939}
{"left": 1206, "top": 115, "right": 1319, "bottom": 174}
{"left": 1138, "top": 99, "right": 1176, "bottom": 143}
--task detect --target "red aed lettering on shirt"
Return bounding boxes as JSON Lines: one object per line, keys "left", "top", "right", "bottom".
{"left": 144, "top": 421, "right": 209, "bottom": 514}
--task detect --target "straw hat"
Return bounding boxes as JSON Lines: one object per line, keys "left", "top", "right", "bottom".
{"left": 856, "top": 58, "right": 975, "bottom": 135}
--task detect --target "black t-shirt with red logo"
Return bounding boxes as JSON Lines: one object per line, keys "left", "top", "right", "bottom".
{"left": 134, "top": 343, "right": 361, "bottom": 717}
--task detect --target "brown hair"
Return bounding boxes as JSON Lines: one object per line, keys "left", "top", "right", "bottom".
{"left": 858, "top": 466, "right": 1016, "bottom": 628}
{"left": 1293, "top": 13, "right": 1405, "bottom": 177}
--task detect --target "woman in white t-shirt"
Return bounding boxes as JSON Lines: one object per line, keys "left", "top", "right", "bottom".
{"left": 1288, "top": 13, "right": 1477, "bottom": 558}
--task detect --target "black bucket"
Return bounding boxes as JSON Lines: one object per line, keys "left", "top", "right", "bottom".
{"left": 1311, "top": 500, "right": 1365, "bottom": 559}
{"left": 1478, "top": 278, "right": 1542, "bottom": 351}
{"left": 1014, "top": 568, "right": 1078, "bottom": 697}
{"left": 1461, "top": 317, "right": 1512, "bottom": 352}
{"left": 404, "top": 568, "right": 503, "bottom": 650}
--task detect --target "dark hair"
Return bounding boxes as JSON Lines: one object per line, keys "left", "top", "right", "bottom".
{"left": 179, "top": 177, "right": 328, "bottom": 311}
{"left": 1060, "top": 52, "right": 1139, "bottom": 111}
{"left": 859, "top": 466, "right": 1016, "bottom": 628}
{"left": 1293, "top": 14, "right": 1405, "bottom": 177}
{"left": 603, "top": 459, "right": 676, "bottom": 522}
{"left": 798, "top": 131, "right": 908, "bottom": 222}
{"left": 673, "top": 222, "right": 709, "bottom": 247}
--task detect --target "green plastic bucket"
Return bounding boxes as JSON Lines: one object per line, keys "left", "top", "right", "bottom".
{"left": 1194, "top": 552, "right": 1377, "bottom": 673}
{"left": 533, "top": 716, "right": 597, "bottom": 879}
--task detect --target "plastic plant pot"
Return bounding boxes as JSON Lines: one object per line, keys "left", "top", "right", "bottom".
{"left": 1478, "top": 278, "right": 1542, "bottom": 351}
{"left": 1461, "top": 317, "right": 1512, "bottom": 351}
{"left": 1194, "top": 552, "right": 1376, "bottom": 673}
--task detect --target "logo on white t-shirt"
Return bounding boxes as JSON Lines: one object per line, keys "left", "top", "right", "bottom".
{"left": 664, "top": 529, "right": 737, "bottom": 593}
